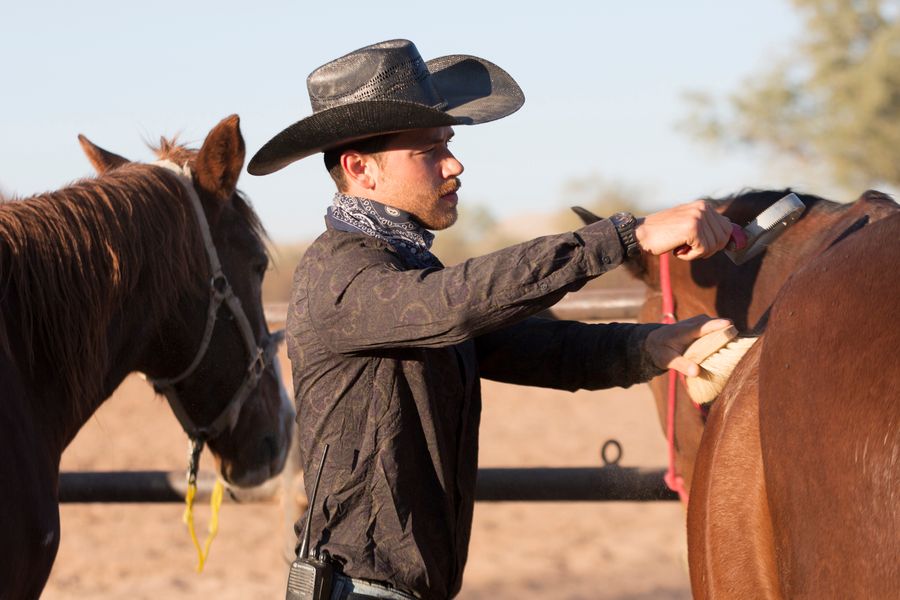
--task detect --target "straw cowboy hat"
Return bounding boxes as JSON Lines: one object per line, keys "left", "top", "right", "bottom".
{"left": 247, "top": 39, "right": 524, "bottom": 176}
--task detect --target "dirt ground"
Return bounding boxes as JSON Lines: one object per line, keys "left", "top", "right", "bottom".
{"left": 45, "top": 346, "right": 691, "bottom": 600}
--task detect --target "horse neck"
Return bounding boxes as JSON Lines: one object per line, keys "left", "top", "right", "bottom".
{"left": 0, "top": 166, "right": 206, "bottom": 450}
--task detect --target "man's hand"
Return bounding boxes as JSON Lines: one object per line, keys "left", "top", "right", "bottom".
{"left": 635, "top": 200, "right": 736, "bottom": 260}
{"left": 645, "top": 315, "right": 733, "bottom": 377}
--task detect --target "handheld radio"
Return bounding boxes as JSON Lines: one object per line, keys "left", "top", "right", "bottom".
{"left": 286, "top": 444, "right": 333, "bottom": 600}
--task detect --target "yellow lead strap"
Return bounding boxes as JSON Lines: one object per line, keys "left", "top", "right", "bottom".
{"left": 182, "top": 438, "right": 225, "bottom": 573}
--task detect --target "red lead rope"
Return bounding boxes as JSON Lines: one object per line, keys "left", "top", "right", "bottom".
{"left": 659, "top": 253, "right": 690, "bottom": 504}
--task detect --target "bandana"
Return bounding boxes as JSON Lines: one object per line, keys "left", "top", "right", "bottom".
{"left": 326, "top": 193, "right": 441, "bottom": 269}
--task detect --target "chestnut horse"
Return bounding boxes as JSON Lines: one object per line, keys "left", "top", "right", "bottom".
{"left": 578, "top": 189, "right": 899, "bottom": 496}
{"left": 688, "top": 210, "right": 900, "bottom": 598}
{"left": 0, "top": 115, "right": 293, "bottom": 599}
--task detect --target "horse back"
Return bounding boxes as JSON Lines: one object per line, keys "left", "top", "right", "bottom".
{"left": 759, "top": 211, "right": 900, "bottom": 597}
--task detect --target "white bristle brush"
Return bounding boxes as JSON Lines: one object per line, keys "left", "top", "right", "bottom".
{"left": 683, "top": 325, "right": 759, "bottom": 405}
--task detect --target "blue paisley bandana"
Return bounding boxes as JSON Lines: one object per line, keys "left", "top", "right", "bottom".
{"left": 326, "top": 193, "right": 441, "bottom": 269}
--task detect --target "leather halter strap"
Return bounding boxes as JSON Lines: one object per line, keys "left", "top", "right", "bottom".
{"left": 148, "top": 160, "right": 280, "bottom": 442}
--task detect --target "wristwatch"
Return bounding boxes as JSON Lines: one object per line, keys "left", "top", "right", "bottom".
{"left": 609, "top": 212, "right": 641, "bottom": 258}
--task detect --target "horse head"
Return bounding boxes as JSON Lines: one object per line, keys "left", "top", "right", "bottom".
{"left": 79, "top": 115, "right": 293, "bottom": 488}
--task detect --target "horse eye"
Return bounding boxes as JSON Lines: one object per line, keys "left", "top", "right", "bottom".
{"left": 253, "top": 262, "right": 268, "bottom": 277}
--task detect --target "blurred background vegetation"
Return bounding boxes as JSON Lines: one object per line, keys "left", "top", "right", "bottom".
{"left": 681, "top": 0, "right": 900, "bottom": 193}
{"left": 264, "top": 0, "right": 900, "bottom": 303}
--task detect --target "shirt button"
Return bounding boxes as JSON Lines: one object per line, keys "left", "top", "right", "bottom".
{"left": 602, "top": 256, "right": 612, "bottom": 264}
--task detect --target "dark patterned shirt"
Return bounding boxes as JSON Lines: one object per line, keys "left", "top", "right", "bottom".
{"left": 286, "top": 217, "right": 664, "bottom": 599}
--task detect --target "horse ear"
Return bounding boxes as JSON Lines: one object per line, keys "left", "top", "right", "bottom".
{"left": 571, "top": 206, "right": 602, "bottom": 225}
{"left": 78, "top": 134, "right": 130, "bottom": 174}
{"left": 193, "top": 114, "right": 245, "bottom": 203}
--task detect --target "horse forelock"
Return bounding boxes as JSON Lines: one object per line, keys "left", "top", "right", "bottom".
{"left": 152, "top": 135, "right": 195, "bottom": 167}
{"left": 0, "top": 164, "right": 208, "bottom": 420}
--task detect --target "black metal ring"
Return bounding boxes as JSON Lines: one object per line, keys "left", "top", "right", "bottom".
{"left": 600, "top": 439, "right": 623, "bottom": 466}
{"left": 211, "top": 274, "right": 229, "bottom": 294}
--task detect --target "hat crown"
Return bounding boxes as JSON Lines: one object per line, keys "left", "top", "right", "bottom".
{"left": 307, "top": 39, "right": 446, "bottom": 112}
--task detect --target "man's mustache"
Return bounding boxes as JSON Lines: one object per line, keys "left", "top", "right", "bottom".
{"left": 439, "top": 178, "right": 461, "bottom": 197}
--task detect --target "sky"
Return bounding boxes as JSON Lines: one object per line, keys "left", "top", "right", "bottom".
{"left": 2, "top": 1, "right": 811, "bottom": 243}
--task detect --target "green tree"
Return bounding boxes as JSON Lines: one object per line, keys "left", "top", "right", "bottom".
{"left": 682, "top": 0, "right": 900, "bottom": 191}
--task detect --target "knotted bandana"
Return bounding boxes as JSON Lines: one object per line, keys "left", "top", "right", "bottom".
{"left": 326, "top": 193, "right": 441, "bottom": 269}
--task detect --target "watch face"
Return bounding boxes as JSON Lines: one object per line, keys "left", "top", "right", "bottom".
{"left": 613, "top": 212, "right": 634, "bottom": 226}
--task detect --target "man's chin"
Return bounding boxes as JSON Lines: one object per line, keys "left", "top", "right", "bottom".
{"left": 427, "top": 208, "right": 458, "bottom": 231}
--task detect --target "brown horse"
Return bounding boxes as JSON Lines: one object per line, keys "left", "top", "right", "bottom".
{"left": 0, "top": 115, "right": 294, "bottom": 599}
{"left": 577, "top": 189, "right": 899, "bottom": 496}
{"left": 687, "top": 210, "right": 900, "bottom": 598}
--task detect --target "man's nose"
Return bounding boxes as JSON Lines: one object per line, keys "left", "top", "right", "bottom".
{"left": 443, "top": 155, "right": 464, "bottom": 178}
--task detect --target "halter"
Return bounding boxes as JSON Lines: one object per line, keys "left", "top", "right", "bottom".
{"left": 147, "top": 160, "right": 282, "bottom": 445}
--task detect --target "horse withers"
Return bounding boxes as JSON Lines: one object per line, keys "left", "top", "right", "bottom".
{"left": 0, "top": 115, "right": 294, "bottom": 599}
{"left": 688, "top": 210, "right": 900, "bottom": 598}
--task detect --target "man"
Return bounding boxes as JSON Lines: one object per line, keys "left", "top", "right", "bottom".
{"left": 250, "top": 40, "right": 736, "bottom": 600}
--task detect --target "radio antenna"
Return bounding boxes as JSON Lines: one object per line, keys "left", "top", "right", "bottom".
{"left": 298, "top": 443, "right": 329, "bottom": 560}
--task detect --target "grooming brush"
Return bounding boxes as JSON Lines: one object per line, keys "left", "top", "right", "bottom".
{"left": 683, "top": 325, "right": 759, "bottom": 405}
{"left": 723, "top": 192, "right": 806, "bottom": 265}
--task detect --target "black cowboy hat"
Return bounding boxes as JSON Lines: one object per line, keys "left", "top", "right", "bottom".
{"left": 247, "top": 39, "right": 524, "bottom": 176}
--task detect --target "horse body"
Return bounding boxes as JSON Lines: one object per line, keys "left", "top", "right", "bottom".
{"left": 0, "top": 116, "right": 293, "bottom": 599}
{"left": 689, "top": 211, "right": 900, "bottom": 598}
{"left": 576, "top": 189, "right": 899, "bottom": 596}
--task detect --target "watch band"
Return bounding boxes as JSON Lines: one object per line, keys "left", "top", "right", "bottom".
{"left": 609, "top": 212, "right": 641, "bottom": 258}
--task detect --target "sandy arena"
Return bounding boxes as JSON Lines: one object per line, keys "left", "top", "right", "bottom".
{"left": 45, "top": 347, "right": 691, "bottom": 599}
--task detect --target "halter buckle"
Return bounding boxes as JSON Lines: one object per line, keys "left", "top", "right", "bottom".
{"left": 247, "top": 348, "right": 266, "bottom": 381}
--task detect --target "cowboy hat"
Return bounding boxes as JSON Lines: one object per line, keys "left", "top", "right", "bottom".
{"left": 247, "top": 39, "right": 524, "bottom": 176}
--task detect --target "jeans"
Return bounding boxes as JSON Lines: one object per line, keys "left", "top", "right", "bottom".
{"left": 329, "top": 574, "right": 418, "bottom": 600}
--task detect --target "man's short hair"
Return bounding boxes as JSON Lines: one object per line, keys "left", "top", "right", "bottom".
{"left": 323, "top": 134, "right": 394, "bottom": 190}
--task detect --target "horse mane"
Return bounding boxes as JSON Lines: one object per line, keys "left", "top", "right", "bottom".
{"left": 710, "top": 187, "right": 837, "bottom": 216}
{"left": 0, "top": 138, "right": 266, "bottom": 421}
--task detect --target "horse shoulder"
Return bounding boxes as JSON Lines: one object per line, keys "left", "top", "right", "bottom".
{"left": 687, "top": 341, "right": 782, "bottom": 599}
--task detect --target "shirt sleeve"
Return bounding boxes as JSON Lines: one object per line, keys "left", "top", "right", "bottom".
{"left": 303, "top": 219, "right": 627, "bottom": 353}
{"left": 474, "top": 316, "right": 666, "bottom": 391}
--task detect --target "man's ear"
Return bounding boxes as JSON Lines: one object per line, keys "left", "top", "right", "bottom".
{"left": 341, "top": 151, "right": 378, "bottom": 190}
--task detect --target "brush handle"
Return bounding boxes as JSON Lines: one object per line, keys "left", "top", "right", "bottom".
{"left": 674, "top": 223, "right": 746, "bottom": 257}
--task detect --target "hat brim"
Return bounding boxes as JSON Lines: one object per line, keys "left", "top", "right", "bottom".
{"left": 247, "top": 54, "right": 524, "bottom": 176}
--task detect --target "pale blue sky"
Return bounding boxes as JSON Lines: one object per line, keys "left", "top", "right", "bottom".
{"left": 3, "top": 1, "right": 810, "bottom": 242}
